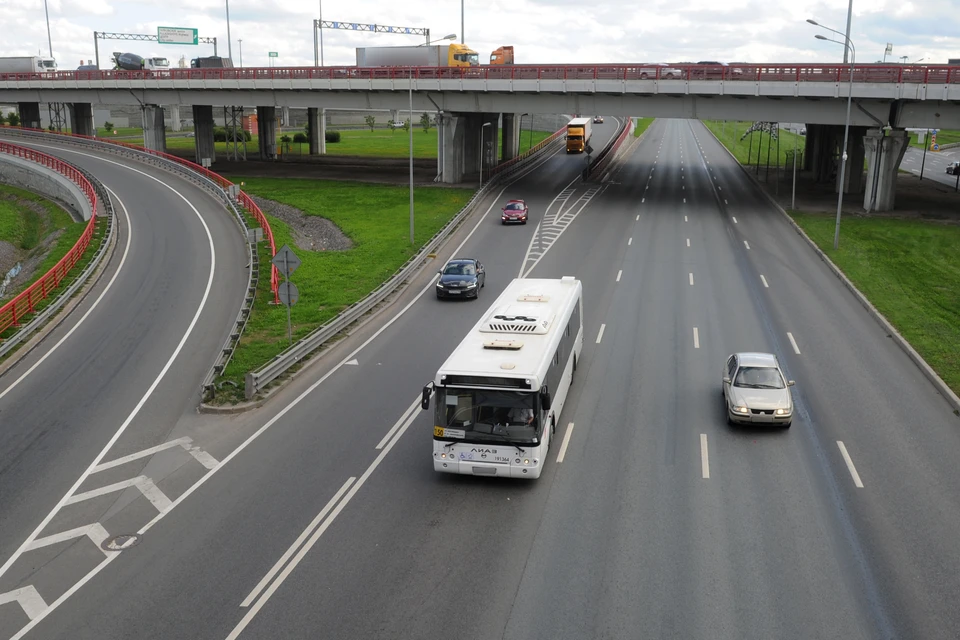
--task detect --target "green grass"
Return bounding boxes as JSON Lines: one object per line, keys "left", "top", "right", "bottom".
{"left": 789, "top": 211, "right": 960, "bottom": 397}
{"left": 212, "top": 177, "right": 474, "bottom": 402}
{"left": 703, "top": 120, "right": 805, "bottom": 167}
{"left": 907, "top": 129, "right": 960, "bottom": 149}
{"left": 164, "top": 127, "right": 555, "bottom": 160}
{"left": 634, "top": 118, "right": 655, "bottom": 137}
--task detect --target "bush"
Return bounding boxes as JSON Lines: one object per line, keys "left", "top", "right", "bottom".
{"left": 0, "top": 113, "right": 6, "bottom": 126}
{"left": 6, "top": 112, "right": 19, "bottom": 127}
{"left": 103, "top": 121, "right": 113, "bottom": 133}
{"left": 325, "top": 130, "right": 341, "bottom": 143}
{"left": 420, "top": 112, "right": 431, "bottom": 133}
{"left": 213, "top": 127, "right": 251, "bottom": 142}
{"left": 293, "top": 132, "right": 308, "bottom": 143}
{"left": 364, "top": 115, "right": 376, "bottom": 132}
{"left": 280, "top": 134, "right": 292, "bottom": 143}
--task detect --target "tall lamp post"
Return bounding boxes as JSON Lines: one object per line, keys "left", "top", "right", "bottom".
{"left": 808, "top": 19, "right": 856, "bottom": 250}
{"left": 238, "top": 39, "right": 243, "bottom": 67}
{"left": 479, "top": 122, "right": 492, "bottom": 187}
{"left": 225, "top": 0, "right": 233, "bottom": 61}
{"left": 461, "top": 0, "right": 465, "bottom": 44}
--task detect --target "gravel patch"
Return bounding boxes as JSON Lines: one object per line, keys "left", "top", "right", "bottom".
{"left": 249, "top": 195, "right": 353, "bottom": 252}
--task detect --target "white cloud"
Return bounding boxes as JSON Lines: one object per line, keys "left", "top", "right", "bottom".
{"left": 2, "top": 0, "right": 958, "bottom": 70}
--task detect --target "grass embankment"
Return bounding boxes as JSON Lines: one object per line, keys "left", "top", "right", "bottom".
{"left": 213, "top": 178, "right": 474, "bottom": 401}
{"left": 907, "top": 129, "right": 960, "bottom": 149}
{"left": 634, "top": 118, "right": 655, "bottom": 137}
{"left": 788, "top": 213, "right": 960, "bottom": 398}
{"left": 703, "top": 121, "right": 805, "bottom": 166}
{"left": 0, "top": 184, "right": 106, "bottom": 343}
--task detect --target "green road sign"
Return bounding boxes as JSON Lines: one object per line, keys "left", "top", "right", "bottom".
{"left": 158, "top": 26, "right": 199, "bottom": 45}
{"left": 269, "top": 52, "right": 279, "bottom": 58}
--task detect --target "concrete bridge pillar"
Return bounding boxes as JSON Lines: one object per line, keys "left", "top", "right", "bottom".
{"left": 168, "top": 104, "right": 181, "bottom": 132}
{"left": 839, "top": 126, "right": 867, "bottom": 194}
{"left": 67, "top": 103, "right": 95, "bottom": 137}
{"left": 17, "top": 102, "right": 42, "bottom": 130}
{"left": 501, "top": 113, "right": 520, "bottom": 161}
{"left": 142, "top": 105, "right": 167, "bottom": 152}
{"left": 863, "top": 128, "right": 909, "bottom": 212}
{"left": 440, "top": 112, "right": 500, "bottom": 184}
{"left": 256, "top": 106, "right": 277, "bottom": 160}
{"left": 441, "top": 113, "right": 467, "bottom": 184}
{"left": 308, "top": 107, "right": 326, "bottom": 155}
{"left": 282, "top": 106, "right": 291, "bottom": 127}
{"left": 192, "top": 105, "right": 216, "bottom": 165}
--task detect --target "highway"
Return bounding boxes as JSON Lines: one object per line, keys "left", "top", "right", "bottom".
{"left": 0, "top": 142, "right": 248, "bottom": 638}
{"left": 4, "top": 115, "right": 960, "bottom": 639}
{"left": 900, "top": 144, "right": 960, "bottom": 187}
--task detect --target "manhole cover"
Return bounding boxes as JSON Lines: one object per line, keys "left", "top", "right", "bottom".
{"left": 101, "top": 534, "right": 141, "bottom": 551}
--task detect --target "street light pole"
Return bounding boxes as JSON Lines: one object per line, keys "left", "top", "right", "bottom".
{"left": 920, "top": 128, "right": 928, "bottom": 180}
{"left": 238, "top": 39, "right": 243, "bottom": 67}
{"left": 461, "top": 0, "right": 465, "bottom": 44}
{"left": 42, "top": 0, "right": 53, "bottom": 58}
{"left": 409, "top": 71, "right": 415, "bottom": 244}
{"left": 225, "top": 0, "right": 233, "bottom": 62}
{"left": 479, "top": 122, "right": 492, "bottom": 187}
{"left": 842, "top": 0, "right": 853, "bottom": 64}
{"left": 792, "top": 128, "right": 798, "bottom": 210}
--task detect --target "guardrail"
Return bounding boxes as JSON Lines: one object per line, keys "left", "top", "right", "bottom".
{"left": 587, "top": 117, "right": 633, "bottom": 181}
{"left": 243, "top": 122, "right": 571, "bottom": 400}
{"left": 0, "top": 141, "right": 98, "bottom": 339}
{"left": 488, "top": 126, "right": 568, "bottom": 179}
{"left": 0, "top": 126, "right": 281, "bottom": 303}
{"left": 3, "top": 63, "right": 958, "bottom": 84}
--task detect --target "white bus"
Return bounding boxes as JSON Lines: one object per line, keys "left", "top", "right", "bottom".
{"left": 421, "top": 276, "right": 583, "bottom": 479}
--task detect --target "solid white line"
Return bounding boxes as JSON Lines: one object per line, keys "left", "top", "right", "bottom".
{"left": 689, "top": 273, "right": 694, "bottom": 286}
{"left": 837, "top": 441, "right": 864, "bottom": 488}
{"left": 700, "top": 434, "right": 710, "bottom": 479}
{"left": 239, "top": 477, "right": 355, "bottom": 608}
{"left": 616, "top": 270, "right": 622, "bottom": 282}
{"left": 744, "top": 240, "right": 750, "bottom": 250}
{"left": 64, "top": 475, "right": 172, "bottom": 512}
{"left": 760, "top": 274, "right": 769, "bottom": 288}
{"left": 693, "top": 327, "right": 700, "bottom": 349}
{"left": 0, "top": 586, "right": 47, "bottom": 621}
{"left": 376, "top": 396, "right": 421, "bottom": 450}
{"left": 686, "top": 238, "right": 691, "bottom": 247}
{"left": 0, "top": 172, "right": 217, "bottom": 581}
{"left": 90, "top": 438, "right": 192, "bottom": 473}
{"left": 0, "top": 188, "right": 131, "bottom": 403}
{"left": 24, "top": 523, "right": 110, "bottom": 554}
{"left": 732, "top": 216, "right": 738, "bottom": 224}
{"left": 226, "top": 399, "right": 421, "bottom": 640}
{"left": 557, "top": 422, "right": 575, "bottom": 463}
{"left": 596, "top": 324, "right": 606, "bottom": 344}
{"left": 628, "top": 237, "right": 633, "bottom": 245}
{"left": 787, "top": 332, "right": 801, "bottom": 354}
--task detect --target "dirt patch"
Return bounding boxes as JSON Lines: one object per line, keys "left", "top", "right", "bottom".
{"left": 249, "top": 195, "right": 353, "bottom": 252}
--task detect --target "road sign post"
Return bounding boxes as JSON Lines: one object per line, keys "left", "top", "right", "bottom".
{"left": 272, "top": 244, "right": 301, "bottom": 346}
{"left": 158, "top": 26, "right": 199, "bottom": 45}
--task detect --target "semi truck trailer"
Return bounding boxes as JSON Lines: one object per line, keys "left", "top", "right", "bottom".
{"left": 565, "top": 117, "right": 592, "bottom": 153}
{"left": 356, "top": 44, "right": 480, "bottom": 67}
{"left": 0, "top": 56, "right": 57, "bottom": 73}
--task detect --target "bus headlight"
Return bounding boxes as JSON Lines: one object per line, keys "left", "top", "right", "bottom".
{"left": 523, "top": 459, "right": 530, "bottom": 465}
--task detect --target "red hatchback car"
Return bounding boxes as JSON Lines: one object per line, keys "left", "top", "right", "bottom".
{"left": 501, "top": 199, "right": 528, "bottom": 224}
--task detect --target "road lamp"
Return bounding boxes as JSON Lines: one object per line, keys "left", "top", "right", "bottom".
{"left": 409, "top": 69, "right": 415, "bottom": 243}
{"left": 420, "top": 33, "right": 457, "bottom": 46}
{"left": 809, "top": 19, "right": 856, "bottom": 250}
{"left": 238, "top": 39, "right": 243, "bottom": 67}
{"left": 461, "top": 0, "right": 465, "bottom": 44}
{"left": 225, "top": 0, "right": 233, "bottom": 62}
{"left": 479, "top": 122, "right": 492, "bottom": 187}
{"left": 42, "top": 0, "right": 53, "bottom": 59}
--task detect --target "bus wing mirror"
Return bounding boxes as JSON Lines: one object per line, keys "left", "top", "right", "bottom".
{"left": 540, "top": 385, "right": 551, "bottom": 411}
{"left": 421, "top": 382, "right": 434, "bottom": 410}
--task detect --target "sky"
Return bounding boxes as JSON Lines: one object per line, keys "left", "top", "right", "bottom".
{"left": 1, "top": 0, "right": 958, "bottom": 70}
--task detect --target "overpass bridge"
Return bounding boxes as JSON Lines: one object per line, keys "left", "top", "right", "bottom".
{"left": 3, "top": 62, "right": 959, "bottom": 209}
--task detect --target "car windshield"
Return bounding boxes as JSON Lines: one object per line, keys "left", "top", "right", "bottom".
{"left": 734, "top": 366, "right": 785, "bottom": 389}
{"left": 443, "top": 263, "right": 475, "bottom": 276}
{"left": 504, "top": 203, "right": 523, "bottom": 210}
{"left": 436, "top": 388, "right": 539, "bottom": 444}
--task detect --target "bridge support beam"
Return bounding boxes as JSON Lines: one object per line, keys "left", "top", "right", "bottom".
{"left": 440, "top": 112, "right": 500, "bottom": 184}
{"left": 142, "top": 105, "right": 166, "bottom": 152}
{"left": 863, "top": 128, "right": 909, "bottom": 212}
{"left": 256, "top": 106, "right": 277, "bottom": 160}
{"left": 168, "top": 104, "right": 181, "bottom": 132}
{"left": 839, "top": 127, "right": 867, "bottom": 194}
{"left": 308, "top": 107, "right": 325, "bottom": 155}
{"left": 67, "top": 103, "right": 95, "bottom": 137}
{"left": 501, "top": 113, "right": 520, "bottom": 161}
{"left": 17, "top": 102, "right": 42, "bottom": 130}
{"left": 192, "top": 105, "right": 216, "bottom": 165}
{"left": 282, "top": 106, "right": 290, "bottom": 127}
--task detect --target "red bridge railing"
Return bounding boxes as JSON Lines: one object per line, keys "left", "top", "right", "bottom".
{"left": 1, "top": 63, "right": 957, "bottom": 84}
{"left": 0, "top": 141, "right": 98, "bottom": 337}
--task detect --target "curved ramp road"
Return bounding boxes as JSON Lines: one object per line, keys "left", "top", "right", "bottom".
{"left": 0, "top": 143, "right": 248, "bottom": 638}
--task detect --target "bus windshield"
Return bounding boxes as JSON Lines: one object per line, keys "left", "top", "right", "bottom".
{"left": 436, "top": 387, "right": 539, "bottom": 444}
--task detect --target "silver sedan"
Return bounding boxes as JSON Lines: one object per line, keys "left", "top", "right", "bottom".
{"left": 722, "top": 352, "right": 795, "bottom": 428}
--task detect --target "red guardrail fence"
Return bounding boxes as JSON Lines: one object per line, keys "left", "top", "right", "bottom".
{"left": 1, "top": 126, "right": 281, "bottom": 303}
{"left": 489, "top": 123, "right": 567, "bottom": 178}
{"left": 2, "top": 63, "right": 958, "bottom": 84}
{"left": 588, "top": 117, "right": 633, "bottom": 180}
{"left": 0, "top": 141, "right": 98, "bottom": 337}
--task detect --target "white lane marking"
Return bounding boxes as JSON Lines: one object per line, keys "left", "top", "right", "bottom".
{"left": 718, "top": 186, "right": 722, "bottom": 190}
{"left": 376, "top": 396, "right": 421, "bottom": 450}
{"left": 700, "top": 434, "right": 710, "bottom": 479}
{"left": 682, "top": 185, "right": 685, "bottom": 190}
{"left": 557, "top": 422, "right": 575, "bottom": 463}
{"left": 63, "top": 475, "right": 173, "bottom": 512}
{"left": 732, "top": 216, "right": 738, "bottom": 224}
{"left": 693, "top": 327, "right": 700, "bottom": 349}
{"left": 91, "top": 438, "right": 192, "bottom": 473}
{"left": 0, "top": 586, "right": 48, "bottom": 620}
{"left": 616, "top": 270, "right": 622, "bottom": 282}
{"left": 24, "top": 523, "right": 110, "bottom": 556}
{"left": 787, "top": 332, "right": 801, "bottom": 354}
{"left": 689, "top": 273, "right": 694, "bottom": 286}
{"left": 596, "top": 324, "right": 606, "bottom": 344}
{"left": 686, "top": 238, "right": 691, "bottom": 247}
{"left": 0, "top": 187, "right": 132, "bottom": 402}
{"left": 185, "top": 444, "right": 220, "bottom": 470}
{"left": 628, "top": 237, "right": 633, "bottom": 245}
{"left": 345, "top": 358, "right": 359, "bottom": 366}
{"left": 744, "top": 240, "right": 750, "bottom": 250}
{"left": 760, "top": 274, "right": 769, "bottom": 288}
{"left": 725, "top": 199, "right": 729, "bottom": 204}
{"left": 225, "top": 399, "right": 420, "bottom": 640}
{"left": 641, "top": 197, "right": 645, "bottom": 203}
{"left": 636, "top": 214, "right": 639, "bottom": 221}
{"left": 837, "top": 441, "right": 864, "bottom": 488}
{"left": 0, "top": 176, "right": 216, "bottom": 578}
{"left": 683, "top": 197, "right": 686, "bottom": 203}
{"left": 684, "top": 215, "right": 688, "bottom": 222}
{"left": 239, "top": 477, "right": 355, "bottom": 608}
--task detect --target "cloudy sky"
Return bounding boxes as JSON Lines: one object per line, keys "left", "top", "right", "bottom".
{"left": 3, "top": 0, "right": 958, "bottom": 70}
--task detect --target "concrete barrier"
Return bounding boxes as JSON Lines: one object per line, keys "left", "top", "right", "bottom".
{"left": 0, "top": 154, "right": 93, "bottom": 222}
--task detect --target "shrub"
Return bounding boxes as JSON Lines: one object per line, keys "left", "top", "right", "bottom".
{"left": 420, "top": 112, "right": 431, "bottom": 133}
{"left": 6, "top": 112, "right": 19, "bottom": 127}
{"left": 325, "top": 130, "right": 341, "bottom": 143}
{"left": 213, "top": 127, "right": 251, "bottom": 142}
{"left": 293, "top": 132, "right": 308, "bottom": 143}
{"left": 280, "top": 134, "right": 292, "bottom": 143}
{"left": 0, "top": 113, "right": 6, "bottom": 126}
{"left": 103, "top": 121, "right": 113, "bottom": 132}
{"left": 364, "top": 115, "right": 376, "bottom": 132}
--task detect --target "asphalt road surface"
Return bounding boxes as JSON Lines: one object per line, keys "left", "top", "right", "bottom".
{"left": 5, "top": 117, "right": 960, "bottom": 639}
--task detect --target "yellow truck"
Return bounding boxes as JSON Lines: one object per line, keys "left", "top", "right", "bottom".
{"left": 565, "top": 117, "right": 593, "bottom": 153}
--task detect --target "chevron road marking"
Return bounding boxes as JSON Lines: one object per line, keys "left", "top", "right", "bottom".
{"left": 0, "top": 586, "right": 48, "bottom": 621}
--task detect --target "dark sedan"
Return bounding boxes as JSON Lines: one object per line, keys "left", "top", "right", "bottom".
{"left": 436, "top": 258, "right": 485, "bottom": 299}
